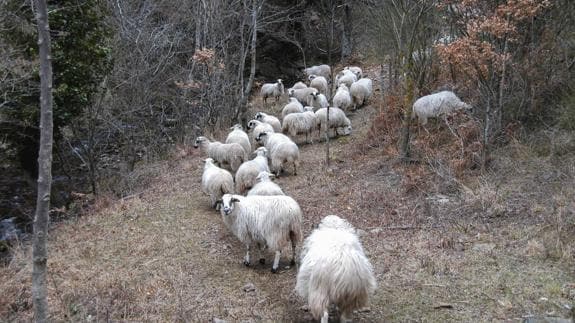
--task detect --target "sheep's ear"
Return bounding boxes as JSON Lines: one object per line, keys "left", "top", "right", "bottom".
{"left": 231, "top": 197, "right": 240, "bottom": 203}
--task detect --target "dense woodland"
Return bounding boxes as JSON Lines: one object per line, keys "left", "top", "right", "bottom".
{"left": 1, "top": 0, "right": 575, "bottom": 321}
{"left": 1, "top": 0, "right": 574, "bottom": 225}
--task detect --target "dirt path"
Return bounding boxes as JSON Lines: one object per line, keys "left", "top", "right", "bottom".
{"left": 1, "top": 98, "right": 574, "bottom": 321}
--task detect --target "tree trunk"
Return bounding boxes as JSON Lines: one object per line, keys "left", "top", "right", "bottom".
{"left": 325, "top": 4, "right": 335, "bottom": 167}
{"left": 32, "top": 0, "right": 54, "bottom": 321}
{"left": 399, "top": 58, "right": 414, "bottom": 160}
{"left": 236, "top": 0, "right": 260, "bottom": 124}
{"left": 341, "top": 2, "right": 352, "bottom": 61}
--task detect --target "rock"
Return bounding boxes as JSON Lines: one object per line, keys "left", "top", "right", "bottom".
{"left": 243, "top": 283, "right": 256, "bottom": 292}
{"left": 213, "top": 318, "right": 227, "bottom": 323}
{"left": 472, "top": 243, "right": 496, "bottom": 253}
{"left": 370, "top": 228, "right": 382, "bottom": 234}
{"left": 356, "top": 229, "right": 367, "bottom": 237}
{"left": 525, "top": 240, "right": 546, "bottom": 258}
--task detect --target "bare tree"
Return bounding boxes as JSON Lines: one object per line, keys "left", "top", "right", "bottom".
{"left": 32, "top": 0, "right": 53, "bottom": 320}
{"left": 365, "top": 0, "right": 440, "bottom": 160}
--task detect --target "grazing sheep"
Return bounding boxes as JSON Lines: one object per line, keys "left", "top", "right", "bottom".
{"left": 304, "top": 64, "right": 331, "bottom": 80}
{"left": 194, "top": 136, "right": 245, "bottom": 172}
{"left": 282, "top": 107, "right": 317, "bottom": 144}
{"left": 247, "top": 171, "right": 285, "bottom": 196}
{"left": 296, "top": 215, "right": 376, "bottom": 323}
{"left": 335, "top": 69, "right": 358, "bottom": 88}
{"left": 256, "top": 132, "right": 299, "bottom": 176}
{"left": 226, "top": 124, "right": 252, "bottom": 159}
{"left": 289, "top": 81, "right": 308, "bottom": 91}
{"left": 315, "top": 107, "right": 352, "bottom": 138}
{"left": 344, "top": 66, "right": 363, "bottom": 79}
{"left": 308, "top": 75, "right": 329, "bottom": 98}
{"left": 201, "top": 158, "right": 234, "bottom": 209}
{"left": 412, "top": 90, "right": 473, "bottom": 125}
{"left": 247, "top": 119, "right": 275, "bottom": 146}
{"left": 219, "top": 194, "right": 303, "bottom": 272}
{"left": 282, "top": 97, "right": 305, "bottom": 119}
{"left": 234, "top": 147, "right": 270, "bottom": 195}
{"left": 332, "top": 84, "right": 352, "bottom": 111}
{"left": 255, "top": 112, "right": 282, "bottom": 132}
{"left": 350, "top": 78, "right": 373, "bottom": 110}
{"left": 307, "top": 92, "right": 329, "bottom": 111}
{"left": 260, "top": 79, "right": 284, "bottom": 104}
{"left": 288, "top": 87, "right": 319, "bottom": 106}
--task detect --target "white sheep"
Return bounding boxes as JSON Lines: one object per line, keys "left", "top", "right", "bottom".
{"left": 289, "top": 81, "right": 308, "bottom": 91}
{"left": 308, "top": 75, "right": 329, "bottom": 98}
{"left": 219, "top": 194, "right": 303, "bottom": 272}
{"left": 194, "top": 136, "right": 246, "bottom": 172}
{"left": 281, "top": 97, "right": 305, "bottom": 119}
{"left": 296, "top": 215, "right": 376, "bottom": 323}
{"left": 247, "top": 171, "right": 285, "bottom": 196}
{"left": 260, "top": 79, "right": 284, "bottom": 104}
{"left": 234, "top": 147, "right": 270, "bottom": 195}
{"left": 288, "top": 87, "right": 319, "bottom": 106}
{"left": 201, "top": 158, "right": 234, "bottom": 209}
{"left": 247, "top": 119, "right": 275, "bottom": 146}
{"left": 256, "top": 132, "right": 299, "bottom": 176}
{"left": 412, "top": 90, "right": 472, "bottom": 125}
{"left": 332, "top": 84, "right": 352, "bottom": 111}
{"left": 282, "top": 107, "right": 317, "bottom": 144}
{"left": 255, "top": 112, "right": 282, "bottom": 132}
{"left": 350, "top": 78, "right": 373, "bottom": 110}
{"left": 304, "top": 64, "right": 331, "bottom": 80}
{"left": 335, "top": 69, "right": 358, "bottom": 88}
{"left": 315, "top": 107, "right": 352, "bottom": 138}
{"left": 226, "top": 124, "right": 252, "bottom": 159}
{"left": 344, "top": 66, "right": 363, "bottom": 79}
{"left": 307, "top": 92, "right": 329, "bottom": 111}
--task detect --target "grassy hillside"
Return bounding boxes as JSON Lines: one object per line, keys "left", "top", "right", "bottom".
{"left": 1, "top": 72, "right": 574, "bottom": 321}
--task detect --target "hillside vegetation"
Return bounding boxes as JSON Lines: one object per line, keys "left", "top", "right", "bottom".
{"left": 1, "top": 72, "right": 574, "bottom": 321}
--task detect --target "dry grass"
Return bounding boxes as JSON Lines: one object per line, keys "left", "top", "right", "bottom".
{"left": 1, "top": 68, "right": 574, "bottom": 321}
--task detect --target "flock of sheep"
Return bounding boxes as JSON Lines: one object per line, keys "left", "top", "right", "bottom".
{"left": 194, "top": 64, "right": 377, "bottom": 322}
{"left": 193, "top": 63, "right": 473, "bottom": 322}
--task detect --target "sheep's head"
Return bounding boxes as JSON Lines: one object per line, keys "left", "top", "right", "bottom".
{"left": 255, "top": 171, "right": 274, "bottom": 182}
{"left": 318, "top": 215, "right": 355, "bottom": 233}
{"left": 254, "top": 147, "right": 268, "bottom": 158}
{"left": 288, "top": 89, "right": 295, "bottom": 97}
{"left": 255, "top": 112, "right": 264, "bottom": 120}
{"left": 255, "top": 131, "right": 269, "bottom": 143}
{"left": 308, "top": 74, "right": 316, "bottom": 81}
{"left": 204, "top": 157, "right": 215, "bottom": 164}
{"left": 247, "top": 120, "right": 257, "bottom": 130}
{"left": 220, "top": 194, "right": 240, "bottom": 216}
{"left": 304, "top": 106, "right": 314, "bottom": 112}
{"left": 231, "top": 123, "right": 243, "bottom": 131}
{"left": 194, "top": 136, "right": 208, "bottom": 148}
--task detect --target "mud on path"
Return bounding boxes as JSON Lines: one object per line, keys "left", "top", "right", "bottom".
{"left": 1, "top": 96, "right": 574, "bottom": 321}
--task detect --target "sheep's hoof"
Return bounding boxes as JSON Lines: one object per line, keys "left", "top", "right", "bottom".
{"left": 259, "top": 258, "right": 266, "bottom": 264}
{"left": 290, "top": 259, "right": 296, "bottom": 266}
{"left": 243, "top": 260, "right": 250, "bottom": 267}
{"left": 271, "top": 267, "right": 278, "bottom": 273}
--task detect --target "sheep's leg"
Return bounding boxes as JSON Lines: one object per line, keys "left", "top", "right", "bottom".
{"left": 271, "top": 250, "right": 281, "bottom": 273}
{"left": 244, "top": 245, "right": 251, "bottom": 266}
{"left": 321, "top": 310, "right": 329, "bottom": 323}
{"left": 258, "top": 242, "right": 266, "bottom": 264}
{"left": 340, "top": 310, "right": 352, "bottom": 323}
{"left": 290, "top": 236, "right": 297, "bottom": 266}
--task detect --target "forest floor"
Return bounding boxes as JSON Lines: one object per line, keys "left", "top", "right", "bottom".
{"left": 1, "top": 77, "right": 574, "bottom": 322}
